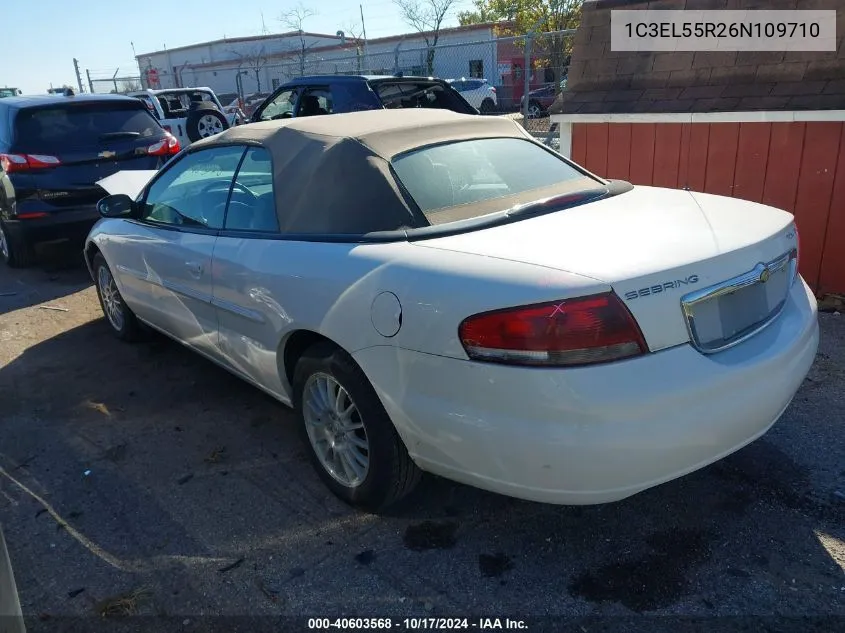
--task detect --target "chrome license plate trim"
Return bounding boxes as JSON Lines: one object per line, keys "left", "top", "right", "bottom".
{"left": 681, "top": 249, "right": 798, "bottom": 354}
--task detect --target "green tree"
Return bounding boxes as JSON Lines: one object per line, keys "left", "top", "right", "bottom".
{"left": 457, "top": 3, "right": 510, "bottom": 26}
{"left": 460, "top": 0, "right": 583, "bottom": 90}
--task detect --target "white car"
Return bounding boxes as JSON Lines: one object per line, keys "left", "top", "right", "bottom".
{"left": 447, "top": 78, "right": 497, "bottom": 113}
{"left": 128, "top": 88, "right": 241, "bottom": 147}
{"left": 85, "top": 109, "right": 819, "bottom": 511}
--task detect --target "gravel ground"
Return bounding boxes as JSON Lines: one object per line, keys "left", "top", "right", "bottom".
{"left": 0, "top": 248, "right": 844, "bottom": 631}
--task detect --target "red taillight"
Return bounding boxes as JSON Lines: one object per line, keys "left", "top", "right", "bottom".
{"left": 0, "top": 153, "right": 61, "bottom": 173}
{"left": 458, "top": 292, "right": 648, "bottom": 367}
{"left": 147, "top": 132, "right": 180, "bottom": 156}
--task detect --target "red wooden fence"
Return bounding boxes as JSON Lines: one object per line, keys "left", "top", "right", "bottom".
{"left": 570, "top": 121, "right": 845, "bottom": 296}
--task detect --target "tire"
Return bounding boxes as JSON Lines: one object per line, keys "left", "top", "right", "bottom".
{"left": 293, "top": 342, "right": 422, "bottom": 512}
{"left": 93, "top": 253, "right": 142, "bottom": 342}
{"left": 185, "top": 105, "right": 229, "bottom": 143}
{"left": 480, "top": 98, "right": 496, "bottom": 114}
{"left": 0, "top": 221, "right": 35, "bottom": 268}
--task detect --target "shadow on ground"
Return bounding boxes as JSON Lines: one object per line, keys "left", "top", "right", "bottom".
{"left": 0, "top": 242, "right": 91, "bottom": 315}
{"left": 0, "top": 315, "right": 843, "bottom": 619}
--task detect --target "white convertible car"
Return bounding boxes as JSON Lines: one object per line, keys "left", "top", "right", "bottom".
{"left": 85, "top": 109, "right": 819, "bottom": 511}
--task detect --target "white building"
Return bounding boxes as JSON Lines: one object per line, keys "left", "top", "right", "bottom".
{"left": 136, "top": 23, "right": 498, "bottom": 98}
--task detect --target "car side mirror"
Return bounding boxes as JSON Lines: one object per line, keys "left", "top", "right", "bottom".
{"left": 97, "top": 194, "right": 137, "bottom": 218}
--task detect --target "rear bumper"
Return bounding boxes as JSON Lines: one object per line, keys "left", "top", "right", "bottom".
{"left": 353, "top": 277, "right": 819, "bottom": 505}
{"left": 4, "top": 207, "right": 100, "bottom": 244}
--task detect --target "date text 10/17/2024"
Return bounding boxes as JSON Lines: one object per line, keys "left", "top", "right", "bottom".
{"left": 308, "top": 618, "right": 528, "bottom": 630}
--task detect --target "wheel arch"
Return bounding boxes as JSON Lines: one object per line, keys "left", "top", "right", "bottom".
{"left": 83, "top": 241, "right": 101, "bottom": 281}
{"left": 278, "top": 329, "right": 347, "bottom": 393}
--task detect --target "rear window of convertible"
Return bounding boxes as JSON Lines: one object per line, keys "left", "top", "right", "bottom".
{"left": 390, "top": 137, "right": 588, "bottom": 224}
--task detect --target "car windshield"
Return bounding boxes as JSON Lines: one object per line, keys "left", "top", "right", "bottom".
{"left": 391, "top": 137, "right": 594, "bottom": 224}
{"left": 14, "top": 102, "right": 159, "bottom": 151}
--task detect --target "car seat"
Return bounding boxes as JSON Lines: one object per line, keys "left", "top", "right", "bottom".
{"left": 298, "top": 95, "right": 327, "bottom": 117}
{"left": 412, "top": 158, "right": 454, "bottom": 211}
{"left": 223, "top": 192, "right": 278, "bottom": 232}
{"left": 249, "top": 192, "right": 279, "bottom": 231}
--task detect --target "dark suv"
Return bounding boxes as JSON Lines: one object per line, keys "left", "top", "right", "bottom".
{"left": 250, "top": 75, "right": 478, "bottom": 122}
{"left": 0, "top": 93, "right": 178, "bottom": 267}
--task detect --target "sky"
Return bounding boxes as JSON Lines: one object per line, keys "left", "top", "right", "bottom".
{"left": 4, "top": 0, "right": 475, "bottom": 94}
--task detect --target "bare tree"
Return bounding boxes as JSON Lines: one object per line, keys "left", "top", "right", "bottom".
{"left": 280, "top": 4, "right": 318, "bottom": 76}
{"left": 231, "top": 45, "right": 269, "bottom": 93}
{"left": 394, "top": 0, "right": 457, "bottom": 75}
{"left": 118, "top": 79, "right": 143, "bottom": 92}
{"left": 341, "top": 21, "right": 366, "bottom": 73}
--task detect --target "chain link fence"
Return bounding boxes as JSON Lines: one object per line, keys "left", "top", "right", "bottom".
{"left": 87, "top": 69, "right": 143, "bottom": 95}
{"left": 157, "top": 29, "right": 573, "bottom": 146}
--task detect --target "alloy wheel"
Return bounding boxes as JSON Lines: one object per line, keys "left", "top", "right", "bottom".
{"left": 97, "top": 265, "right": 125, "bottom": 331}
{"left": 302, "top": 372, "right": 370, "bottom": 488}
{"left": 198, "top": 115, "right": 224, "bottom": 137}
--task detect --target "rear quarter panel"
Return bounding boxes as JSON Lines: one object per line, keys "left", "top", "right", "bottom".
{"left": 209, "top": 237, "right": 607, "bottom": 385}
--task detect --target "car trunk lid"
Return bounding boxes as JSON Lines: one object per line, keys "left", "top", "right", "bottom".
{"left": 414, "top": 185, "right": 799, "bottom": 352}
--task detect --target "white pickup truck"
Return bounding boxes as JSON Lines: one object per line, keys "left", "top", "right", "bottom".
{"left": 128, "top": 87, "right": 245, "bottom": 148}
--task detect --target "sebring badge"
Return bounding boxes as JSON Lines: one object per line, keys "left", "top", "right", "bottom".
{"left": 624, "top": 275, "right": 700, "bottom": 301}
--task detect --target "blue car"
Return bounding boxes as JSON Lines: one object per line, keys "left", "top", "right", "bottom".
{"left": 250, "top": 74, "right": 478, "bottom": 123}
{"left": 0, "top": 92, "right": 178, "bottom": 267}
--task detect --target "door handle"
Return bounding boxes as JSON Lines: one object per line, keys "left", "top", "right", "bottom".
{"left": 186, "top": 261, "right": 203, "bottom": 278}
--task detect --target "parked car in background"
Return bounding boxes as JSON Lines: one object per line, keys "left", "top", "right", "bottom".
{"left": 216, "top": 92, "right": 239, "bottom": 107}
{"left": 250, "top": 75, "right": 477, "bottom": 122}
{"left": 447, "top": 78, "right": 497, "bottom": 113}
{"left": 242, "top": 92, "right": 272, "bottom": 118}
{"left": 0, "top": 88, "right": 22, "bottom": 98}
{"left": 520, "top": 79, "right": 567, "bottom": 118}
{"left": 128, "top": 87, "right": 239, "bottom": 147}
{"left": 0, "top": 93, "right": 179, "bottom": 267}
{"left": 88, "top": 109, "right": 817, "bottom": 512}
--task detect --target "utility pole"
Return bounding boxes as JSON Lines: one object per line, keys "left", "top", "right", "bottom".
{"left": 73, "top": 58, "right": 84, "bottom": 93}
{"left": 359, "top": 4, "right": 369, "bottom": 71}
{"left": 86, "top": 69, "right": 94, "bottom": 94}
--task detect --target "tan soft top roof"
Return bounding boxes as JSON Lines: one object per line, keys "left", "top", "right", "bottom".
{"left": 189, "top": 110, "right": 559, "bottom": 235}
{"left": 195, "top": 108, "right": 532, "bottom": 158}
